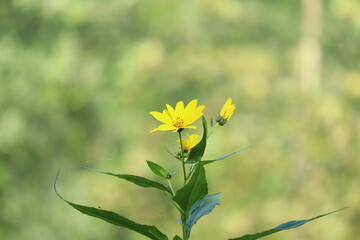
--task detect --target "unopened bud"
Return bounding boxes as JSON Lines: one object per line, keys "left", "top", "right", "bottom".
{"left": 216, "top": 116, "right": 228, "bottom": 126}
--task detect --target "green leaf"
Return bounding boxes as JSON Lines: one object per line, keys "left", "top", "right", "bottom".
{"left": 147, "top": 160, "right": 168, "bottom": 179}
{"left": 66, "top": 202, "right": 168, "bottom": 240}
{"left": 228, "top": 207, "right": 348, "bottom": 240}
{"left": 185, "top": 193, "right": 221, "bottom": 237}
{"left": 203, "top": 144, "right": 256, "bottom": 165}
{"left": 173, "top": 236, "right": 182, "bottom": 240}
{"left": 186, "top": 116, "right": 207, "bottom": 164}
{"left": 172, "top": 162, "right": 208, "bottom": 215}
{"left": 80, "top": 166, "right": 172, "bottom": 195}
{"left": 54, "top": 171, "right": 168, "bottom": 240}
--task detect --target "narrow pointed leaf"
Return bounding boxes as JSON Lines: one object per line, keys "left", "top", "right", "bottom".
{"left": 203, "top": 144, "right": 256, "bottom": 165}
{"left": 173, "top": 236, "right": 182, "bottom": 240}
{"left": 186, "top": 193, "right": 221, "bottom": 237}
{"left": 147, "top": 160, "right": 169, "bottom": 179}
{"left": 80, "top": 166, "right": 172, "bottom": 195}
{"left": 172, "top": 162, "right": 208, "bottom": 214}
{"left": 229, "top": 207, "right": 348, "bottom": 240}
{"left": 54, "top": 171, "right": 168, "bottom": 240}
{"left": 67, "top": 202, "right": 168, "bottom": 240}
{"left": 186, "top": 116, "right": 207, "bottom": 164}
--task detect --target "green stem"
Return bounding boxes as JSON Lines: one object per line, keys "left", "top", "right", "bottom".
{"left": 178, "top": 131, "right": 187, "bottom": 185}
{"left": 166, "top": 179, "right": 175, "bottom": 196}
{"left": 207, "top": 122, "right": 218, "bottom": 139}
{"left": 181, "top": 161, "right": 187, "bottom": 184}
{"left": 178, "top": 131, "right": 189, "bottom": 240}
{"left": 182, "top": 220, "right": 188, "bottom": 240}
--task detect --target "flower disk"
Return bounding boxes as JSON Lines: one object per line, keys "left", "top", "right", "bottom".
{"left": 149, "top": 99, "right": 206, "bottom": 133}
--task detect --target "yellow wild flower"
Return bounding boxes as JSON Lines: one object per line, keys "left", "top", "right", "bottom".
{"left": 149, "top": 99, "right": 205, "bottom": 133}
{"left": 177, "top": 134, "right": 200, "bottom": 152}
{"left": 216, "top": 97, "right": 236, "bottom": 126}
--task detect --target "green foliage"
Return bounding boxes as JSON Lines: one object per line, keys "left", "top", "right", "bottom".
{"left": 185, "top": 193, "right": 221, "bottom": 237}
{"left": 1, "top": 0, "right": 358, "bottom": 239}
{"left": 229, "top": 208, "right": 348, "bottom": 240}
{"left": 186, "top": 116, "right": 208, "bottom": 164}
{"left": 54, "top": 111, "right": 346, "bottom": 240}
{"left": 67, "top": 102, "right": 346, "bottom": 240}
{"left": 203, "top": 144, "right": 256, "bottom": 165}
{"left": 210, "top": 118, "right": 214, "bottom": 128}
{"left": 172, "top": 162, "right": 208, "bottom": 216}
{"left": 54, "top": 173, "right": 168, "bottom": 240}
{"left": 80, "top": 166, "right": 172, "bottom": 195}
{"left": 64, "top": 202, "right": 168, "bottom": 240}
{"left": 146, "top": 160, "right": 169, "bottom": 179}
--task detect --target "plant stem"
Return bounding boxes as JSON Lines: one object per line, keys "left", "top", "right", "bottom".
{"left": 207, "top": 122, "right": 218, "bottom": 139}
{"left": 166, "top": 179, "right": 175, "bottom": 196}
{"left": 181, "top": 161, "right": 187, "bottom": 185}
{"left": 178, "top": 132, "right": 187, "bottom": 185}
{"left": 182, "top": 220, "right": 188, "bottom": 240}
{"left": 178, "top": 131, "right": 189, "bottom": 240}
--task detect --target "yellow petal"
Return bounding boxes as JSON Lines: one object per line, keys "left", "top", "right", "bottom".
{"left": 149, "top": 110, "right": 171, "bottom": 124}
{"left": 149, "top": 128, "right": 159, "bottom": 133}
{"left": 183, "top": 105, "right": 205, "bottom": 124}
{"left": 166, "top": 104, "right": 176, "bottom": 120}
{"left": 175, "top": 101, "right": 185, "bottom": 113}
{"left": 219, "top": 98, "right": 235, "bottom": 120}
{"left": 220, "top": 98, "right": 232, "bottom": 116}
{"left": 184, "top": 99, "right": 198, "bottom": 112}
{"left": 177, "top": 133, "right": 200, "bottom": 151}
{"left": 227, "top": 105, "right": 236, "bottom": 119}
{"left": 181, "top": 125, "right": 197, "bottom": 130}
{"left": 189, "top": 134, "right": 200, "bottom": 141}
{"left": 150, "top": 124, "right": 177, "bottom": 133}
{"left": 158, "top": 124, "right": 177, "bottom": 131}
{"left": 149, "top": 99, "right": 206, "bottom": 133}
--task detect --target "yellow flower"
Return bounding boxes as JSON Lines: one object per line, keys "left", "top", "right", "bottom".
{"left": 216, "top": 97, "right": 236, "bottom": 126}
{"left": 149, "top": 99, "right": 206, "bottom": 133}
{"left": 177, "top": 134, "right": 200, "bottom": 152}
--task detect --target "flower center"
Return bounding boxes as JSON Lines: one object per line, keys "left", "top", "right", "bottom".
{"left": 173, "top": 117, "right": 185, "bottom": 129}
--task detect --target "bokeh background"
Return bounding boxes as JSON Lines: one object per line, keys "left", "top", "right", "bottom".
{"left": 1, "top": 0, "right": 359, "bottom": 239}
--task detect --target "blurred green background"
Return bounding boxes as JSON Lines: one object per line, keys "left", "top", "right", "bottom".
{"left": 1, "top": 0, "right": 359, "bottom": 239}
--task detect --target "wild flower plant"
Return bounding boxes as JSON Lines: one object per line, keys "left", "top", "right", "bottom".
{"left": 55, "top": 98, "right": 346, "bottom": 240}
